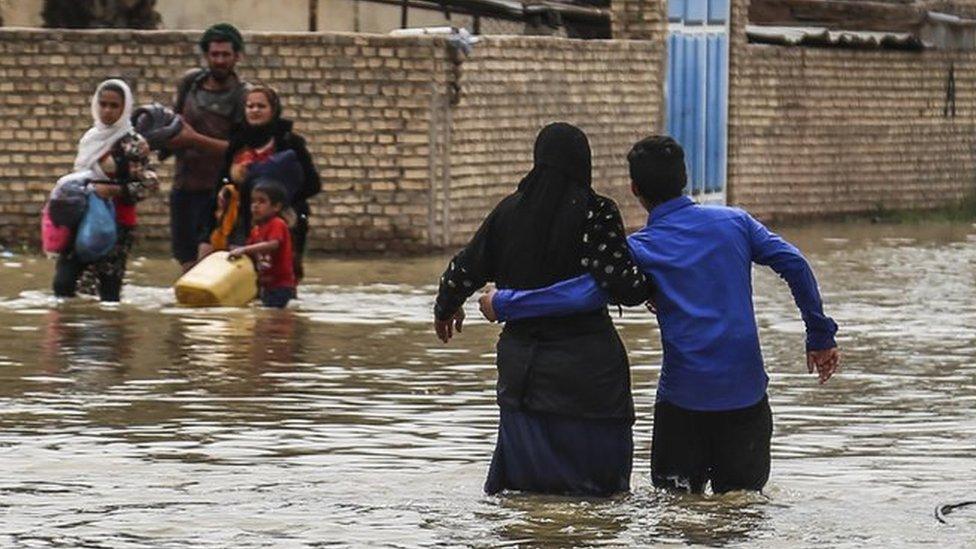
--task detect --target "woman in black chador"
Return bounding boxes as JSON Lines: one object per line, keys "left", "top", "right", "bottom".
{"left": 433, "top": 123, "right": 652, "bottom": 496}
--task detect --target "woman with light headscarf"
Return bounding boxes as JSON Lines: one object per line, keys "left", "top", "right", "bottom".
{"left": 52, "top": 78, "right": 158, "bottom": 302}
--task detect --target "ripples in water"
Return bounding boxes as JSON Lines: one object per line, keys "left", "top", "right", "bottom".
{"left": 0, "top": 221, "right": 974, "bottom": 546}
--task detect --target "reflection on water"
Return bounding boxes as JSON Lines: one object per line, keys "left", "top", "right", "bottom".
{"left": 0, "top": 220, "right": 974, "bottom": 546}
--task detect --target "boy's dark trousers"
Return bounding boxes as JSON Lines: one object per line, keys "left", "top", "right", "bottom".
{"left": 260, "top": 287, "right": 296, "bottom": 308}
{"left": 651, "top": 394, "right": 772, "bottom": 494}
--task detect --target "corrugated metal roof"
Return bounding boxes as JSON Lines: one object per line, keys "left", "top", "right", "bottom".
{"left": 926, "top": 11, "right": 976, "bottom": 27}
{"left": 921, "top": 11, "right": 976, "bottom": 50}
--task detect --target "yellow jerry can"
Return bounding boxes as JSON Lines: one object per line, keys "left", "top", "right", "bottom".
{"left": 174, "top": 251, "right": 257, "bottom": 307}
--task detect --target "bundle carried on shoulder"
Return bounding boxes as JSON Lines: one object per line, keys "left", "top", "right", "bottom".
{"left": 131, "top": 102, "right": 182, "bottom": 156}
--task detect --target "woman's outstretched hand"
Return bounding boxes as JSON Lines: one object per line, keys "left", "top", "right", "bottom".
{"left": 434, "top": 308, "right": 465, "bottom": 343}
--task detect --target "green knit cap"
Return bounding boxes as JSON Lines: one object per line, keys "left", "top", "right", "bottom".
{"left": 199, "top": 23, "right": 244, "bottom": 52}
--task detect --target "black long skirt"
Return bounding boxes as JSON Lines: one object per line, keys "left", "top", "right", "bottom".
{"left": 484, "top": 407, "right": 633, "bottom": 497}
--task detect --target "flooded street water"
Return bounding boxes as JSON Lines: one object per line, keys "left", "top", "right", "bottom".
{"left": 0, "top": 220, "right": 974, "bottom": 547}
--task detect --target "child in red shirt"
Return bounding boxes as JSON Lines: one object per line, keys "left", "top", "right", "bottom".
{"left": 228, "top": 179, "right": 296, "bottom": 308}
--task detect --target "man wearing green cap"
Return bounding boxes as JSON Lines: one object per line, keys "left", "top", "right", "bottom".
{"left": 167, "top": 23, "right": 249, "bottom": 272}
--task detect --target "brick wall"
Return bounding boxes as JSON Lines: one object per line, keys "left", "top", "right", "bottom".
{"left": 728, "top": 0, "right": 976, "bottom": 220}
{"left": 0, "top": 28, "right": 455, "bottom": 252}
{"left": 442, "top": 36, "right": 665, "bottom": 245}
{"left": 612, "top": 0, "right": 667, "bottom": 40}
{"left": 7, "top": 5, "right": 976, "bottom": 254}
{"left": 0, "top": 28, "right": 665, "bottom": 252}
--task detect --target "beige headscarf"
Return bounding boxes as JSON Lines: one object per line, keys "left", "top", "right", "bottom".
{"left": 73, "top": 79, "right": 134, "bottom": 178}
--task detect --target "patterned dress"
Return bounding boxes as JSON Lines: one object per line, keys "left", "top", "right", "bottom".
{"left": 77, "top": 131, "right": 158, "bottom": 298}
{"left": 436, "top": 194, "right": 650, "bottom": 314}
{"left": 580, "top": 194, "right": 650, "bottom": 305}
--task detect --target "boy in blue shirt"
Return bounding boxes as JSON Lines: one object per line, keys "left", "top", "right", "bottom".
{"left": 482, "top": 136, "right": 839, "bottom": 493}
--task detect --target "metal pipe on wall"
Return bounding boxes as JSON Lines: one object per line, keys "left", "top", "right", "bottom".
{"left": 309, "top": 0, "right": 318, "bottom": 31}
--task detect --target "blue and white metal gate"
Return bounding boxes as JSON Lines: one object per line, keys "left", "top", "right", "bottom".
{"left": 666, "top": 0, "right": 729, "bottom": 203}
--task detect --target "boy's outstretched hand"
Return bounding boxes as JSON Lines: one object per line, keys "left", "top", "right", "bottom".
{"left": 807, "top": 347, "right": 840, "bottom": 384}
{"left": 434, "top": 308, "right": 465, "bottom": 343}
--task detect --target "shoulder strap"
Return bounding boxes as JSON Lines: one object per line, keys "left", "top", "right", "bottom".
{"left": 228, "top": 81, "right": 248, "bottom": 124}
{"left": 175, "top": 68, "right": 208, "bottom": 114}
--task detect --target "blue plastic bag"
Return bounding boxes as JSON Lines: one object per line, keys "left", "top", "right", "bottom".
{"left": 73, "top": 193, "right": 117, "bottom": 263}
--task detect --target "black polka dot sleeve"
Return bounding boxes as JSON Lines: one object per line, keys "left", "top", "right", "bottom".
{"left": 580, "top": 195, "right": 654, "bottom": 306}
{"left": 434, "top": 214, "right": 493, "bottom": 321}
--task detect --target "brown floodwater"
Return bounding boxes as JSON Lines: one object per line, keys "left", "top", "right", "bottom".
{"left": 0, "top": 220, "right": 974, "bottom": 547}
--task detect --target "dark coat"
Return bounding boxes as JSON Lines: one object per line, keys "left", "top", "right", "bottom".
{"left": 434, "top": 124, "right": 653, "bottom": 421}
{"left": 200, "top": 118, "right": 321, "bottom": 245}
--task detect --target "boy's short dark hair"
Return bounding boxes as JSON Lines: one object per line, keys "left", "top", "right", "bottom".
{"left": 252, "top": 178, "right": 287, "bottom": 206}
{"left": 627, "top": 135, "right": 687, "bottom": 204}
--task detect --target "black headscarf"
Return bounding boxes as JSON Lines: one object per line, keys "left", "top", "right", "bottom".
{"left": 238, "top": 118, "right": 291, "bottom": 149}
{"left": 494, "top": 122, "right": 595, "bottom": 288}
{"left": 435, "top": 123, "right": 635, "bottom": 423}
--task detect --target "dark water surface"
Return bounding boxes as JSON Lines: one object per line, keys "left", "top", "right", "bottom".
{"left": 0, "top": 220, "right": 974, "bottom": 547}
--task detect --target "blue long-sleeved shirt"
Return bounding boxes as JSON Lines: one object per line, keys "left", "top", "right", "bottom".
{"left": 492, "top": 196, "right": 838, "bottom": 412}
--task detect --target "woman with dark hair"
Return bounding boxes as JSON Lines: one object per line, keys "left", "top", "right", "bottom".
{"left": 433, "top": 123, "right": 653, "bottom": 496}
{"left": 200, "top": 85, "right": 321, "bottom": 280}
